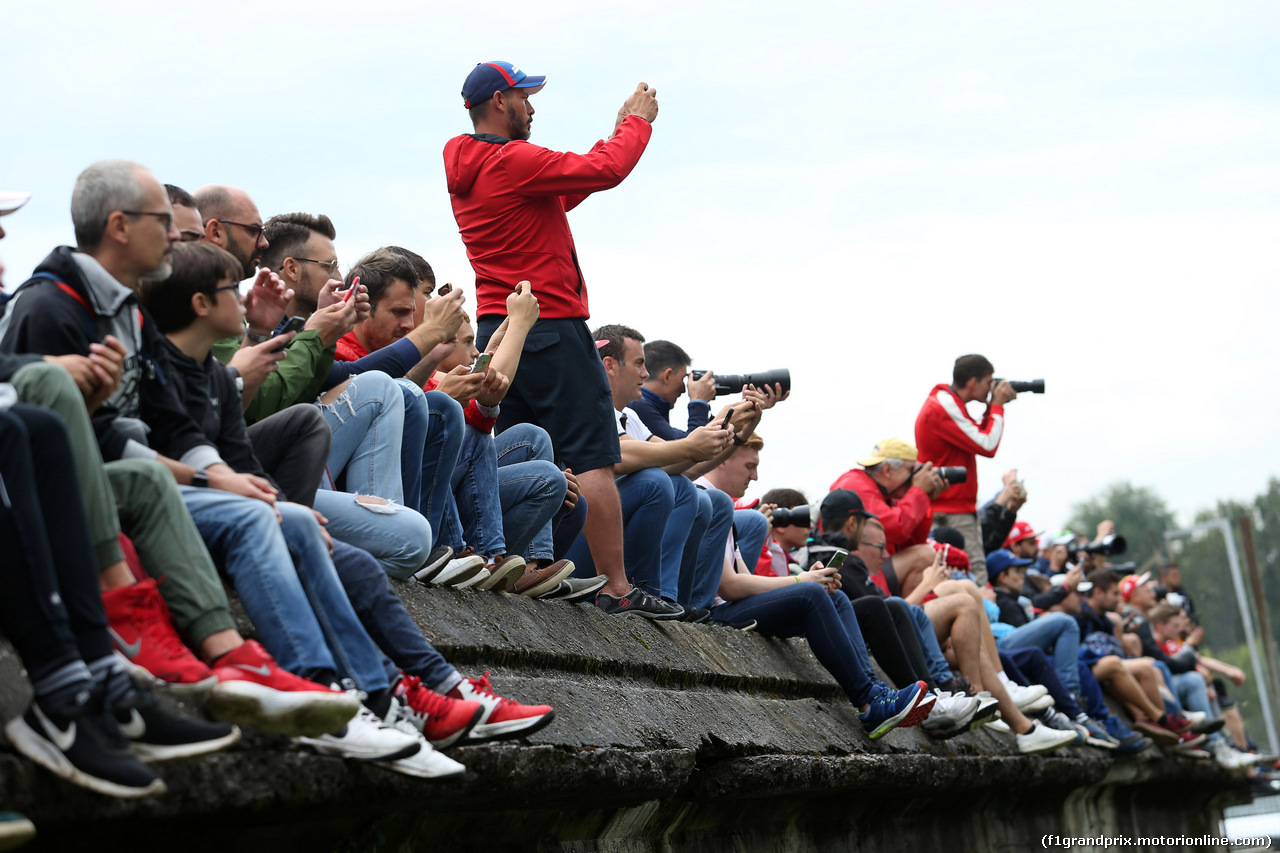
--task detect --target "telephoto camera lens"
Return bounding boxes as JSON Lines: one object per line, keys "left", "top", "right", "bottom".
{"left": 770, "top": 505, "right": 811, "bottom": 529}
{"left": 937, "top": 466, "right": 967, "bottom": 485}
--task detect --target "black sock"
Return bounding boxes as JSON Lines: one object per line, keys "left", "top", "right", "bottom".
{"left": 365, "top": 688, "right": 392, "bottom": 719}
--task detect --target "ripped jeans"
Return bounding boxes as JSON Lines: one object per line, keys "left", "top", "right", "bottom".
{"left": 316, "top": 370, "right": 405, "bottom": 503}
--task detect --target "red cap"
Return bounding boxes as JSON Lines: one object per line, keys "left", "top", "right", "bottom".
{"left": 1004, "top": 520, "right": 1041, "bottom": 548}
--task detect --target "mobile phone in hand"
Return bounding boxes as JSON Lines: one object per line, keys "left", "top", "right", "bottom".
{"left": 342, "top": 276, "right": 360, "bottom": 304}
{"left": 437, "top": 283, "right": 453, "bottom": 296}
{"left": 471, "top": 352, "right": 493, "bottom": 374}
{"left": 720, "top": 407, "right": 735, "bottom": 429}
{"left": 826, "top": 549, "right": 849, "bottom": 571}
{"left": 276, "top": 316, "right": 306, "bottom": 336}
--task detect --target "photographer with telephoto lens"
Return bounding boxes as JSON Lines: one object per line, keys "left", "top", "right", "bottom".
{"left": 915, "top": 354, "right": 1019, "bottom": 585}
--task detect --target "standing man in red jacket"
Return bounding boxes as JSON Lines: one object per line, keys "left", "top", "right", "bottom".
{"left": 914, "top": 354, "right": 1017, "bottom": 585}
{"left": 444, "top": 61, "right": 662, "bottom": 614}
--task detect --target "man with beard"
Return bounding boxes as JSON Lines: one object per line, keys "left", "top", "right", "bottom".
{"left": 445, "top": 61, "right": 658, "bottom": 611}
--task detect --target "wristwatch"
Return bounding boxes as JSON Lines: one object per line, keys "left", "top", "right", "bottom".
{"left": 227, "top": 367, "right": 245, "bottom": 393}
{"left": 191, "top": 469, "right": 210, "bottom": 488}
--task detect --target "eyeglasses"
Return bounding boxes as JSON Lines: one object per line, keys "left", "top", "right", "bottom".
{"left": 214, "top": 283, "right": 241, "bottom": 295}
{"left": 118, "top": 210, "right": 173, "bottom": 230}
{"left": 864, "top": 541, "right": 888, "bottom": 554}
{"left": 219, "top": 219, "right": 266, "bottom": 239}
{"left": 293, "top": 257, "right": 341, "bottom": 276}
{"left": 178, "top": 230, "right": 205, "bottom": 243}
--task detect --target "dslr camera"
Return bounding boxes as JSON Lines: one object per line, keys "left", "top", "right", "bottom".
{"left": 1082, "top": 534, "right": 1127, "bottom": 556}
{"left": 770, "top": 505, "right": 811, "bottom": 529}
{"left": 917, "top": 465, "right": 967, "bottom": 485}
{"left": 993, "top": 378, "right": 1046, "bottom": 394}
{"left": 690, "top": 368, "right": 791, "bottom": 398}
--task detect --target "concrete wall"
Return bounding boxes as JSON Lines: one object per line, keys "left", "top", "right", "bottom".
{"left": 0, "top": 582, "right": 1250, "bottom": 852}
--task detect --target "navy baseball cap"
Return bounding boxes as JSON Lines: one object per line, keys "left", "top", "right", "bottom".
{"left": 462, "top": 61, "right": 546, "bottom": 109}
{"left": 986, "top": 549, "right": 1033, "bottom": 580}
{"left": 819, "top": 490, "right": 878, "bottom": 526}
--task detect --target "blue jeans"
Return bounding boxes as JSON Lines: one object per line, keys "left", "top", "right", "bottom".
{"left": 451, "top": 425, "right": 504, "bottom": 556}
{"left": 314, "top": 490, "right": 432, "bottom": 579}
{"left": 568, "top": 467, "right": 672, "bottom": 597}
{"left": 181, "top": 490, "right": 387, "bottom": 691}
{"left": 999, "top": 646, "right": 1085, "bottom": 719}
{"left": 397, "top": 380, "right": 428, "bottom": 515}
{"left": 494, "top": 424, "right": 564, "bottom": 563}
{"left": 411, "top": 390, "right": 463, "bottom": 545}
{"left": 735, "top": 508, "right": 769, "bottom": 572}
{"left": 328, "top": 541, "right": 459, "bottom": 693}
{"left": 684, "top": 487, "right": 735, "bottom": 610}
{"left": 893, "top": 597, "right": 953, "bottom": 686}
{"left": 658, "top": 474, "right": 699, "bottom": 602}
{"left": 317, "top": 371, "right": 405, "bottom": 502}
{"left": 996, "top": 611, "right": 1082, "bottom": 695}
{"left": 712, "top": 583, "right": 882, "bottom": 706}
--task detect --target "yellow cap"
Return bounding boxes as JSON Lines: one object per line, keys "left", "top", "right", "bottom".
{"left": 857, "top": 438, "right": 918, "bottom": 467}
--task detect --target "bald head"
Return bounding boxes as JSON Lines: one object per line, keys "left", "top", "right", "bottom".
{"left": 194, "top": 184, "right": 267, "bottom": 274}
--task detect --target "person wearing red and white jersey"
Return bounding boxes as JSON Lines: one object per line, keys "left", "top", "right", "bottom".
{"left": 914, "top": 354, "right": 1017, "bottom": 585}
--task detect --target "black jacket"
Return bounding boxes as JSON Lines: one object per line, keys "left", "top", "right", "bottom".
{"left": 994, "top": 587, "right": 1032, "bottom": 627}
{"left": 0, "top": 247, "right": 218, "bottom": 467}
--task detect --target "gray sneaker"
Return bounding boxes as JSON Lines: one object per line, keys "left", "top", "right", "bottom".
{"left": 539, "top": 576, "right": 608, "bottom": 603}
{"left": 596, "top": 587, "right": 684, "bottom": 620}
{"left": 922, "top": 691, "right": 983, "bottom": 739}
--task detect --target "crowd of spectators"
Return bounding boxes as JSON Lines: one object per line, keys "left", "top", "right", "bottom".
{"left": 0, "top": 59, "right": 1268, "bottom": 816}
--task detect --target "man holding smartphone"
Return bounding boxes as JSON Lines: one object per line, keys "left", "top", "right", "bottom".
{"left": 445, "top": 61, "right": 659, "bottom": 612}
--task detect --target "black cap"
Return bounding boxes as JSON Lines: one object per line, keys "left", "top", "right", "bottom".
{"left": 820, "top": 490, "right": 878, "bottom": 526}
{"left": 1031, "top": 586, "right": 1071, "bottom": 611}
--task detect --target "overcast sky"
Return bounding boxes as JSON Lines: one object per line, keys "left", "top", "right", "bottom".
{"left": 4, "top": 1, "right": 1278, "bottom": 538}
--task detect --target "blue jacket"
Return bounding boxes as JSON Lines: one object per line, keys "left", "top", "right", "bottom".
{"left": 626, "top": 386, "right": 710, "bottom": 441}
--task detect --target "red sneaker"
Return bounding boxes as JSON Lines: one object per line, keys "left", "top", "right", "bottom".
{"left": 393, "top": 674, "right": 483, "bottom": 748}
{"left": 205, "top": 640, "right": 359, "bottom": 738}
{"left": 101, "top": 579, "right": 217, "bottom": 694}
{"left": 447, "top": 672, "right": 555, "bottom": 743}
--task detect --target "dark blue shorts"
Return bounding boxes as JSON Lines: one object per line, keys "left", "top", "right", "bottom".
{"left": 477, "top": 316, "right": 621, "bottom": 473}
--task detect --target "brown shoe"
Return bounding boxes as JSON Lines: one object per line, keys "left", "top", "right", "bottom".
{"left": 476, "top": 555, "right": 527, "bottom": 591}
{"left": 512, "top": 560, "right": 576, "bottom": 597}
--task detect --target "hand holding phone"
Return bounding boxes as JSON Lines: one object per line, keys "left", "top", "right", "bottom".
{"left": 343, "top": 276, "right": 360, "bottom": 304}
{"left": 470, "top": 352, "right": 493, "bottom": 374}
{"left": 825, "top": 549, "right": 849, "bottom": 572}
{"left": 720, "top": 407, "right": 735, "bottom": 429}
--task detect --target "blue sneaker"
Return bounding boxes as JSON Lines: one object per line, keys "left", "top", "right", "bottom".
{"left": 859, "top": 681, "right": 927, "bottom": 740}
{"left": 1104, "top": 715, "right": 1152, "bottom": 757}
{"left": 1079, "top": 716, "right": 1120, "bottom": 749}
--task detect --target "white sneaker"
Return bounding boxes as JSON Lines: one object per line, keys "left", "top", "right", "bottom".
{"left": 1210, "top": 738, "right": 1262, "bottom": 770}
{"left": 375, "top": 700, "right": 466, "bottom": 780}
{"left": 433, "top": 552, "right": 486, "bottom": 586}
{"left": 985, "top": 718, "right": 1011, "bottom": 734}
{"left": 1015, "top": 720, "right": 1078, "bottom": 755}
{"left": 1004, "top": 681, "right": 1050, "bottom": 711}
{"left": 967, "top": 692, "right": 1000, "bottom": 729}
{"left": 294, "top": 703, "right": 420, "bottom": 761}
{"left": 921, "top": 691, "right": 982, "bottom": 738}
{"left": 1022, "top": 693, "right": 1056, "bottom": 714}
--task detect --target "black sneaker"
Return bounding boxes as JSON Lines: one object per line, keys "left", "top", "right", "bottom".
{"left": 113, "top": 687, "right": 241, "bottom": 762}
{"left": 679, "top": 606, "right": 712, "bottom": 624}
{"left": 5, "top": 695, "right": 165, "bottom": 798}
{"left": 540, "top": 576, "right": 608, "bottom": 603}
{"left": 596, "top": 587, "right": 684, "bottom": 620}
{"left": 411, "top": 545, "right": 455, "bottom": 584}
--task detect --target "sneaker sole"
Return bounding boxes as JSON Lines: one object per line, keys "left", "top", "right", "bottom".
{"left": 124, "top": 662, "right": 219, "bottom": 696}
{"left": 294, "top": 735, "right": 422, "bottom": 762}
{"left": 864, "top": 687, "right": 924, "bottom": 740}
{"left": 1021, "top": 695, "right": 1056, "bottom": 714}
{"left": 465, "top": 709, "right": 556, "bottom": 744}
{"left": 541, "top": 576, "right": 608, "bottom": 603}
{"left": 132, "top": 726, "right": 241, "bottom": 763}
{"left": 412, "top": 548, "right": 456, "bottom": 584}
{"left": 375, "top": 749, "right": 467, "bottom": 780}
{"left": 607, "top": 608, "right": 683, "bottom": 621}
{"left": 516, "top": 562, "right": 578, "bottom": 598}
{"left": 477, "top": 559, "right": 527, "bottom": 591}
{"left": 205, "top": 682, "right": 359, "bottom": 738}
{"left": 4, "top": 716, "right": 168, "bottom": 799}
{"left": 1084, "top": 733, "right": 1121, "bottom": 750}
{"left": 901, "top": 694, "right": 936, "bottom": 728}
{"left": 452, "top": 569, "right": 491, "bottom": 590}
{"left": 433, "top": 560, "right": 486, "bottom": 587}
{"left": 1131, "top": 722, "right": 1180, "bottom": 747}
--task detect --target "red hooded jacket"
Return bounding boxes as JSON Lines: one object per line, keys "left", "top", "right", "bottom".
{"left": 828, "top": 468, "right": 932, "bottom": 555}
{"left": 914, "top": 383, "right": 1004, "bottom": 514}
{"left": 443, "top": 115, "right": 653, "bottom": 321}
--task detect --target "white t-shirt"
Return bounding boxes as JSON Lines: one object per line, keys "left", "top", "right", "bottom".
{"left": 614, "top": 407, "right": 653, "bottom": 442}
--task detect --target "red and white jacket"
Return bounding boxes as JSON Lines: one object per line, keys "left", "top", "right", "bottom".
{"left": 914, "top": 383, "right": 1004, "bottom": 514}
